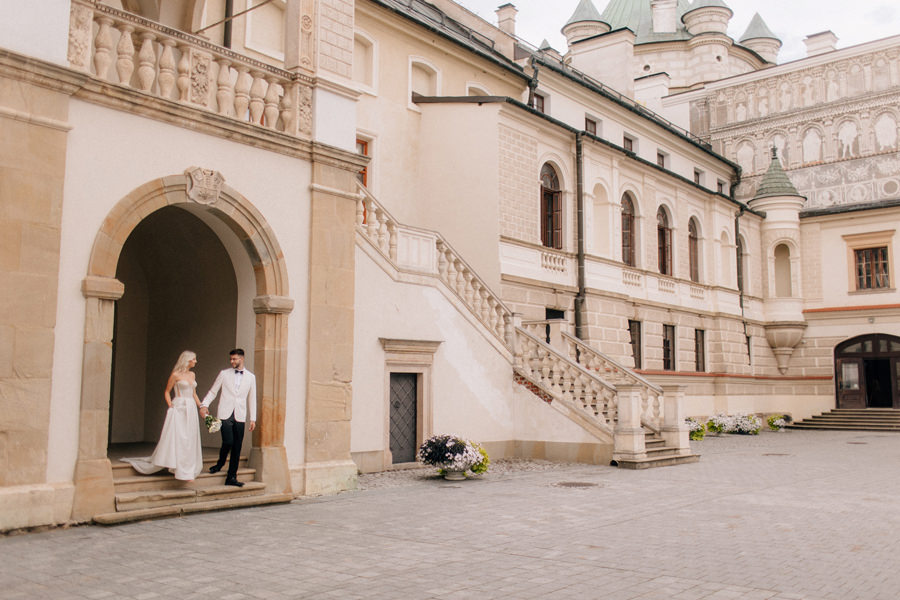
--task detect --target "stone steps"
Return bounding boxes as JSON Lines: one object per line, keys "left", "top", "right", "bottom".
{"left": 788, "top": 409, "right": 900, "bottom": 431}
{"left": 94, "top": 492, "right": 294, "bottom": 525}
{"left": 114, "top": 482, "right": 268, "bottom": 511}
{"left": 613, "top": 433, "right": 701, "bottom": 469}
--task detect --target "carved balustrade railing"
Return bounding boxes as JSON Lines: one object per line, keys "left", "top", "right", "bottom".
{"left": 356, "top": 183, "right": 514, "bottom": 346}
{"left": 514, "top": 328, "right": 618, "bottom": 434}
{"left": 560, "top": 332, "right": 664, "bottom": 431}
{"left": 67, "top": 0, "right": 312, "bottom": 138}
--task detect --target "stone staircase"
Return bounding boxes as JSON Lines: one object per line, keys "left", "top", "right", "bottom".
{"left": 356, "top": 184, "right": 697, "bottom": 470}
{"left": 93, "top": 452, "right": 292, "bottom": 525}
{"left": 788, "top": 408, "right": 900, "bottom": 432}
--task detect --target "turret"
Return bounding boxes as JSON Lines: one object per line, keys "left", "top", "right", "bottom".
{"left": 681, "top": 0, "right": 732, "bottom": 37}
{"left": 751, "top": 148, "right": 807, "bottom": 374}
{"left": 739, "top": 13, "right": 781, "bottom": 64}
{"left": 561, "top": 0, "right": 610, "bottom": 46}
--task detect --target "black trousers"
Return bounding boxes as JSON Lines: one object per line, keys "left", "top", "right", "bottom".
{"left": 216, "top": 414, "right": 245, "bottom": 480}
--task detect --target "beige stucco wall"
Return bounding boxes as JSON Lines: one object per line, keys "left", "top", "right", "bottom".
{"left": 49, "top": 99, "right": 313, "bottom": 485}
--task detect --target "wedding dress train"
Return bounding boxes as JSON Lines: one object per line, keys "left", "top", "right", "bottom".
{"left": 121, "top": 380, "right": 204, "bottom": 481}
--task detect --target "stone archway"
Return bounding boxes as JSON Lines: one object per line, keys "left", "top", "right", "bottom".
{"left": 71, "top": 169, "right": 293, "bottom": 521}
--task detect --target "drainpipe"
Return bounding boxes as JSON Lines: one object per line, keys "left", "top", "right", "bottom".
{"left": 575, "top": 132, "right": 587, "bottom": 340}
{"left": 223, "top": 0, "right": 234, "bottom": 48}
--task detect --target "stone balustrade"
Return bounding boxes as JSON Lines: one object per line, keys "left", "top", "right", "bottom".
{"left": 560, "top": 332, "right": 664, "bottom": 431}
{"left": 356, "top": 183, "right": 513, "bottom": 345}
{"left": 514, "top": 328, "right": 618, "bottom": 432}
{"left": 67, "top": 0, "right": 312, "bottom": 137}
{"left": 540, "top": 250, "right": 567, "bottom": 273}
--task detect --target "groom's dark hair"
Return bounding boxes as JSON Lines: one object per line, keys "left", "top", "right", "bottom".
{"left": 230, "top": 348, "right": 245, "bottom": 356}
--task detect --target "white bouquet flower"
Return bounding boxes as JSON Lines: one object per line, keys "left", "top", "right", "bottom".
{"left": 205, "top": 414, "right": 222, "bottom": 433}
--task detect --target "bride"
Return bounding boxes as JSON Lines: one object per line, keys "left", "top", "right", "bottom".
{"left": 122, "top": 351, "right": 204, "bottom": 481}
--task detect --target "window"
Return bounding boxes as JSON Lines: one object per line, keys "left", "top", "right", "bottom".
{"left": 410, "top": 59, "right": 438, "bottom": 100}
{"left": 540, "top": 163, "right": 562, "bottom": 249}
{"left": 623, "top": 134, "right": 635, "bottom": 153}
{"left": 717, "top": 179, "right": 726, "bottom": 194}
{"left": 353, "top": 34, "right": 375, "bottom": 88}
{"left": 855, "top": 247, "right": 890, "bottom": 289}
{"left": 657, "top": 151, "right": 667, "bottom": 169}
{"left": 736, "top": 236, "right": 745, "bottom": 292}
{"left": 695, "top": 329, "right": 706, "bottom": 372}
{"left": 663, "top": 324, "right": 676, "bottom": 371}
{"left": 585, "top": 117, "right": 597, "bottom": 135}
{"left": 356, "top": 138, "right": 369, "bottom": 187}
{"left": 688, "top": 218, "right": 700, "bottom": 282}
{"left": 621, "top": 194, "right": 635, "bottom": 267}
{"left": 774, "top": 243, "right": 792, "bottom": 297}
{"left": 534, "top": 92, "right": 545, "bottom": 113}
{"left": 628, "top": 320, "right": 642, "bottom": 369}
{"left": 693, "top": 168, "right": 703, "bottom": 185}
{"left": 657, "top": 208, "right": 672, "bottom": 275}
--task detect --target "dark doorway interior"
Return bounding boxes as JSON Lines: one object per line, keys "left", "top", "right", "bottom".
{"left": 866, "top": 359, "right": 892, "bottom": 408}
{"left": 110, "top": 206, "right": 238, "bottom": 450}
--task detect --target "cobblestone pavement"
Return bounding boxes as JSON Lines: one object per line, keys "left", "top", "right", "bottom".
{"left": 3, "top": 429, "right": 900, "bottom": 599}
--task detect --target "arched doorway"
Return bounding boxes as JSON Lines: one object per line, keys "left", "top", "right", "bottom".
{"left": 72, "top": 171, "right": 293, "bottom": 521}
{"left": 109, "top": 206, "right": 239, "bottom": 454}
{"left": 835, "top": 334, "right": 900, "bottom": 409}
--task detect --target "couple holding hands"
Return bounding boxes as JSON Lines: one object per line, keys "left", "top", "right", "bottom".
{"left": 123, "top": 348, "right": 256, "bottom": 486}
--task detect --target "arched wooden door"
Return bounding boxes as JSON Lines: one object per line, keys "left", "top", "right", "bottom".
{"left": 835, "top": 334, "right": 900, "bottom": 409}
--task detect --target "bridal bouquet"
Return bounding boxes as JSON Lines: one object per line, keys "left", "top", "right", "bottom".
{"left": 204, "top": 414, "right": 222, "bottom": 433}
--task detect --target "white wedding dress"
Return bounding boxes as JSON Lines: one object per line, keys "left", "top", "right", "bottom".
{"left": 122, "top": 379, "right": 203, "bottom": 481}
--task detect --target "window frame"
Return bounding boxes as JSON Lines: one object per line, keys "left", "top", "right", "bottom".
{"left": 623, "top": 134, "right": 636, "bottom": 153}
{"left": 656, "top": 150, "right": 668, "bottom": 169}
{"left": 534, "top": 92, "right": 546, "bottom": 114}
{"left": 628, "top": 320, "right": 642, "bottom": 369}
{"left": 663, "top": 324, "right": 676, "bottom": 371}
{"left": 843, "top": 230, "right": 895, "bottom": 293}
{"left": 688, "top": 218, "right": 700, "bottom": 283}
{"left": 621, "top": 194, "right": 636, "bottom": 267}
{"left": 585, "top": 117, "right": 597, "bottom": 136}
{"left": 540, "top": 163, "right": 562, "bottom": 250}
{"left": 657, "top": 208, "right": 672, "bottom": 276}
{"left": 694, "top": 329, "right": 706, "bottom": 372}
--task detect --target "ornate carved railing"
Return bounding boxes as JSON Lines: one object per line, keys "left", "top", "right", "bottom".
{"left": 67, "top": 0, "right": 312, "bottom": 137}
{"left": 356, "top": 183, "right": 513, "bottom": 345}
{"left": 560, "top": 332, "right": 664, "bottom": 431}
{"left": 514, "top": 328, "right": 617, "bottom": 436}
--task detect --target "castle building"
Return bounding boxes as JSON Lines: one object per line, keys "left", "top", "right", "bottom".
{"left": 0, "top": 0, "right": 897, "bottom": 531}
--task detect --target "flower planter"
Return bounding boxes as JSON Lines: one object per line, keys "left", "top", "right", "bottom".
{"left": 443, "top": 470, "right": 466, "bottom": 481}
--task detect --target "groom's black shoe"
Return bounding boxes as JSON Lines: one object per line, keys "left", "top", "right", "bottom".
{"left": 224, "top": 478, "right": 244, "bottom": 487}
{"left": 208, "top": 465, "right": 222, "bottom": 474}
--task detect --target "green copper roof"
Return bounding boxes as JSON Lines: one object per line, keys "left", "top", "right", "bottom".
{"left": 740, "top": 12, "right": 779, "bottom": 42}
{"left": 754, "top": 148, "right": 800, "bottom": 199}
{"left": 564, "top": 0, "right": 606, "bottom": 27}
{"left": 598, "top": 0, "right": 694, "bottom": 44}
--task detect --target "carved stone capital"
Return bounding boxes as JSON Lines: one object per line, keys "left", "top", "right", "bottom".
{"left": 82, "top": 276, "right": 124, "bottom": 300}
{"left": 253, "top": 295, "right": 295, "bottom": 314}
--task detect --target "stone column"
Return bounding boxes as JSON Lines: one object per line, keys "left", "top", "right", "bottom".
{"left": 70, "top": 276, "right": 124, "bottom": 522}
{"left": 249, "top": 294, "right": 294, "bottom": 494}
{"left": 613, "top": 384, "right": 646, "bottom": 462}
{"left": 302, "top": 148, "right": 360, "bottom": 496}
{"left": 661, "top": 385, "right": 691, "bottom": 454}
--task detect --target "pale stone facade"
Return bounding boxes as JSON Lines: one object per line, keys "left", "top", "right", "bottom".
{"left": 3, "top": 0, "right": 899, "bottom": 531}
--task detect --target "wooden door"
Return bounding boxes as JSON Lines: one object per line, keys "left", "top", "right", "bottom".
{"left": 836, "top": 358, "right": 864, "bottom": 409}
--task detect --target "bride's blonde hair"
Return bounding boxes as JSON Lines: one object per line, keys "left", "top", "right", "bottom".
{"left": 172, "top": 350, "right": 197, "bottom": 374}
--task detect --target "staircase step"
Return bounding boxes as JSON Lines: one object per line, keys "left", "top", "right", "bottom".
{"left": 614, "top": 453, "right": 700, "bottom": 470}
{"left": 115, "top": 482, "right": 267, "bottom": 511}
{"left": 112, "top": 456, "right": 249, "bottom": 480}
{"left": 94, "top": 492, "right": 294, "bottom": 525}
{"left": 788, "top": 409, "right": 900, "bottom": 432}
{"left": 112, "top": 467, "right": 256, "bottom": 492}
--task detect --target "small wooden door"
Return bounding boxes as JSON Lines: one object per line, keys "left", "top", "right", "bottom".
{"left": 389, "top": 373, "right": 418, "bottom": 463}
{"left": 836, "top": 358, "right": 864, "bottom": 409}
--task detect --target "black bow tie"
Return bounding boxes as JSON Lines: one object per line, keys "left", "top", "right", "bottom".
{"left": 234, "top": 370, "right": 244, "bottom": 374}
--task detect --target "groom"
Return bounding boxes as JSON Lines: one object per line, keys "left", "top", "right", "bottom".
{"left": 200, "top": 348, "right": 256, "bottom": 487}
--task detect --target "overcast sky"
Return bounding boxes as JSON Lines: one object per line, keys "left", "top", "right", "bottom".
{"left": 453, "top": 0, "right": 899, "bottom": 63}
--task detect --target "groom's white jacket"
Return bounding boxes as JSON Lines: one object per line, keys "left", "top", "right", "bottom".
{"left": 202, "top": 368, "right": 257, "bottom": 423}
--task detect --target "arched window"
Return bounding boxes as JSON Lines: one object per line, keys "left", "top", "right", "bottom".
{"left": 621, "top": 194, "right": 635, "bottom": 266}
{"left": 774, "top": 243, "right": 792, "bottom": 297}
{"left": 736, "top": 236, "right": 745, "bottom": 292}
{"left": 410, "top": 60, "right": 438, "bottom": 98}
{"left": 688, "top": 218, "right": 700, "bottom": 282}
{"left": 657, "top": 208, "right": 672, "bottom": 275}
{"left": 540, "top": 164, "right": 562, "bottom": 249}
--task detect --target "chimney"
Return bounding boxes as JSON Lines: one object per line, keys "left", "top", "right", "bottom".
{"left": 804, "top": 31, "right": 838, "bottom": 57}
{"left": 650, "top": 0, "right": 677, "bottom": 33}
{"left": 496, "top": 3, "right": 518, "bottom": 36}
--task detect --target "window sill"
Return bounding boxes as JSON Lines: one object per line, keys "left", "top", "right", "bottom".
{"left": 849, "top": 287, "right": 896, "bottom": 295}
